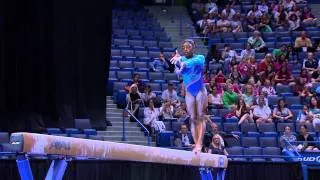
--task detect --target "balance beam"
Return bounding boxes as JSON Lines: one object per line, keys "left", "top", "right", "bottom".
{"left": 10, "top": 132, "right": 228, "bottom": 180}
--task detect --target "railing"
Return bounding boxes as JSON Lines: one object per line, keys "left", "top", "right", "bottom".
{"left": 122, "top": 108, "right": 151, "bottom": 146}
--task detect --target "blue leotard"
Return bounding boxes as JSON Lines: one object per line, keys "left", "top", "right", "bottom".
{"left": 178, "top": 54, "right": 205, "bottom": 97}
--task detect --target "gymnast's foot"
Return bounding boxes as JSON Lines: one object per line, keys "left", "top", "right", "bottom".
{"left": 192, "top": 145, "right": 202, "bottom": 154}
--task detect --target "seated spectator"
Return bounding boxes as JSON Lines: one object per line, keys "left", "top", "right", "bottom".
{"left": 215, "top": 69, "right": 227, "bottom": 83}
{"left": 288, "top": 14, "right": 302, "bottom": 31}
{"left": 248, "top": 56, "right": 258, "bottom": 71}
{"left": 274, "top": 5, "right": 289, "bottom": 30}
{"left": 206, "top": 45, "right": 221, "bottom": 64}
{"left": 272, "top": 44, "right": 288, "bottom": 60}
{"left": 309, "top": 96, "right": 320, "bottom": 128}
{"left": 303, "top": 52, "right": 319, "bottom": 74}
{"left": 174, "top": 102, "right": 189, "bottom": 122}
{"left": 258, "top": 14, "right": 273, "bottom": 33}
{"left": 274, "top": 65, "right": 295, "bottom": 85}
{"left": 229, "top": 57, "right": 239, "bottom": 72}
{"left": 299, "top": 68, "right": 312, "bottom": 84}
{"left": 177, "top": 83, "right": 186, "bottom": 103}
{"left": 229, "top": 67, "right": 245, "bottom": 84}
{"left": 237, "top": 58, "right": 251, "bottom": 78}
{"left": 298, "top": 105, "right": 314, "bottom": 125}
{"left": 141, "top": 85, "right": 156, "bottom": 105}
{"left": 282, "top": 0, "right": 295, "bottom": 11}
{"left": 230, "top": 13, "right": 243, "bottom": 33}
{"left": 125, "top": 73, "right": 145, "bottom": 93}
{"left": 301, "top": 6, "right": 317, "bottom": 26}
{"left": 293, "top": 77, "right": 313, "bottom": 101}
{"left": 279, "top": 126, "right": 297, "bottom": 152}
{"left": 240, "top": 44, "right": 255, "bottom": 61}
{"left": 205, "top": 0, "right": 218, "bottom": 14}
{"left": 259, "top": 53, "right": 275, "bottom": 74}
{"left": 260, "top": 64, "right": 276, "bottom": 84}
{"left": 242, "top": 85, "right": 255, "bottom": 107}
{"left": 161, "top": 83, "right": 179, "bottom": 106}
{"left": 160, "top": 100, "right": 174, "bottom": 119}
{"left": 253, "top": 97, "right": 273, "bottom": 126}
{"left": 288, "top": 5, "right": 301, "bottom": 18}
{"left": 143, "top": 99, "right": 166, "bottom": 133}
{"left": 222, "top": 83, "right": 238, "bottom": 108}
{"left": 296, "top": 125, "right": 319, "bottom": 152}
{"left": 272, "top": 99, "right": 293, "bottom": 123}
{"left": 150, "top": 52, "right": 169, "bottom": 72}
{"left": 294, "top": 31, "right": 313, "bottom": 52}
{"left": 197, "top": 13, "right": 215, "bottom": 31}
{"left": 236, "top": 98, "right": 253, "bottom": 125}
{"left": 261, "top": 79, "right": 277, "bottom": 96}
{"left": 207, "top": 76, "right": 223, "bottom": 94}
{"left": 221, "top": 44, "right": 237, "bottom": 62}
{"left": 258, "top": 0, "right": 269, "bottom": 14}
{"left": 247, "top": 77, "right": 261, "bottom": 96}
{"left": 247, "top": 13, "right": 259, "bottom": 32}
{"left": 191, "top": 0, "right": 205, "bottom": 20}
{"left": 287, "top": 44, "right": 297, "bottom": 63}
{"left": 203, "top": 22, "right": 219, "bottom": 37}
{"left": 245, "top": 66, "right": 260, "bottom": 84}
{"left": 274, "top": 54, "right": 289, "bottom": 73}
{"left": 221, "top": 3, "right": 236, "bottom": 21}
{"left": 208, "top": 86, "right": 223, "bottom": 108}
{"left": 247, "top": 31, "right": 268, "bottom": 53}
{"left": 127, "top": 84, "right": 142, "bottom": 122}
{"left": 174, "top": 124, "right": 194, "bottom": 147}
{"left": 207, "top": 134, "right": 228, "bottom": 155}
{"left": 311, "top": 68, "right": 320, "bottom": 83}
{"left": 247, "top": 4, "right": 262, "bottom": 19}
{"left": 217, "top": 14, "right": 231, "bottom": 32}
{"left": 226, "top": 78, "right": 241, "bottom": 94}
{"left": 256, "top": 91, "right": 269, "bottom": 106}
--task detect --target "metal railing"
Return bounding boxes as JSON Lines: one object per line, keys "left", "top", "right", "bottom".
{"left": 122, "top": 108, "right": 151, "bottom": 146}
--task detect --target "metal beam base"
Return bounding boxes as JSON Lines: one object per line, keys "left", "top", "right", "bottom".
{"left": 200, "top": 168, "right": 225, "bottom": 180}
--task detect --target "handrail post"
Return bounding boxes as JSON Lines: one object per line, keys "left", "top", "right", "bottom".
{"left": 121, "top": 109, "right": 126, "bottom": 142}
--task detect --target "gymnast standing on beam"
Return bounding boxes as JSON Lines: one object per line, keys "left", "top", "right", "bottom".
{"left": 170, "top": 39, "right": 208, "bottom": 153}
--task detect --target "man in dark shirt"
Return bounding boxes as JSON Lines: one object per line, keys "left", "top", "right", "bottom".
{"left": 174, "top": 124, "right": 194, "bottom": 147}
{"left": 303, "top": 52, "right": 319, "bottom": 74}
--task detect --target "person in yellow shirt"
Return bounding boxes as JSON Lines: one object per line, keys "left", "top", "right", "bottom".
{"left": 294, "top": 31, "right": 313, "bottom": 52}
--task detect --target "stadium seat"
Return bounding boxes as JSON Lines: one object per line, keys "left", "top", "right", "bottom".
{"left": 268, "top": 96, "right": 282, "bottom": 106}
{"left": 226, "top": 147, "right": 246, "bottom": 161}
{"left": 258, "top": 123, "right": 276, "bottom": 132}
{"left": 118, "top": 61, "right": 134, "bottom": 70}
{"left": 148, "top": 72, "right": 164, "bottom": 80}
{"left": 149, "top": 51, "right": 160, "bottom": 58}
{"left": 263, "top": 147, "right": 285, "bottom": 162}
{"left": 247, "top": 132, "right": 260, "bottom": 137}
{"left": 89, "top": 135, "right": 104, "bottom": 141}
{"left": 244, "top": 147, "right": 264, "bottom": 161}
{"left": 156, "top": 131, "right": 174, "bottom": 147}
{"left": 260, "top": 137, "right": 278, "bottom": 147}
{"left": 146, "top": 82, "right": 162, "bottom": 91}
{"left": 223, "top": 123, "right": 239, "bottom": 133}
{"left": 219, "top": 109, "right": 230, "bottom": 119}
{"left": 159, "top": 41, "right": 173, "bottom": 48}
{"left": 164, "top": 73, "right": 178, "bottom": 81}
{"left": 296, "top": 122, "right": 314, "bottom": 132}
{"left": 277, "top": 123, "right": 295, "bottom": 133}
{"left": 70, "top": 134, "right": 87, "bottom": 139}
{"left": 47, "top": 128, "right": 62, "bottom": 135}
{"left": 111, "top": 48, "right": 121, "bottom": 56}
{"left": 134, "top": 71, "right": 148, "bottom": 79}
{"left": 134, "top": 61, "right": 149, "bottom": 70}
{"left": 242, "top": 137, "right": 259, "bottom": 147}
{"left": 65, "top": 128, "right": 81, "bottom": 136}
{"left": 121, "top": 49, "right": 135, "bottom": 57}
{"left": 240, "top": 123, "right": 257, "bottom": 133}
{"left": 224, "top": 136, "right": 241, "bottom": 147}
{"left": 262, "top": 132, "right": 278, "bottom": 137}
{"left": 83, "top": 129, "right": 97, "bottom": 136}
{"left": 74, "top": 119, "right": 92, "bottom": 129}
{"left": 117, "top": 71, "right": 132, "bottom": 80}
{"left": 129, "top": 39, "right": 143, "bottom": 46}
{"left": 135, "top": 50, "right": 148, "bottom": 57}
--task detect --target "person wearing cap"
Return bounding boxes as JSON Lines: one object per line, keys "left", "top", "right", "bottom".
{"left": 170, "top": 39, "right": 208, "bottom": 153}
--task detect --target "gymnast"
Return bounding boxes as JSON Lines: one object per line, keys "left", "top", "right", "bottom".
{"left": 170, "top": 39, "right": 208, "bottom": 153}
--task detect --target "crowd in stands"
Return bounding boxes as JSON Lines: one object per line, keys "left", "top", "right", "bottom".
{"left": 121, "top": 0, "right": 320, "bottom": 155}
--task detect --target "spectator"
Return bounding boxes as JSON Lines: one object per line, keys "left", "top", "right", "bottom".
{"left": 221, "top": 3, "right": 236, "bottom": 21}
{"left": 236, "top": 98, "right": 253, "bottom": 125}
{"left": 240, "top": 44, "right": 255, "bottom": 61}
{"left": 260, "top": 64, "right": 276, "bottom": 84}
{"left": 230, "top": 67, "right": 245, "bottom": 84}
{"left": 275, "top": 5, "right": 289, "bottom": 30}
{"left": 311, "top": 68, "right": 320, "bottom": 83}
{"left": 261, "top": 79, "right": 277, "bottom": 96}
{"left": 197, "top": 13, "right": 214, "bottom": 31}
{"left": 297, "top": 105, "right": 314, "bottom": 125}
{"left": 205, "top": 0, "right": 218, "bottom": 14}
{"left": 282, "top": 0, "right": 295, "bottom": 11}
{"left": 294, "top": 31, "right": 313, "bottom": 52}
{"left": 206, "top": 45, "right": 221, "bottom": 64}
{"left": 226, "top": 78, "right": 241, "bottom": 94}
{"left": 225, "top": 105, "right": 237, "bottom": 119}
{"left": 177, "top": 83, "right": 186, "bottom": 102}
{"left": 303, "top": 52, "right": 319, "bottom": 74}
{"left": 230, "top": 13, "right": 243, "bottom": 33}
{"left": 174, "top": 102, "right": 189, "bottom": 122}
{"left": 256, "top": 91, "right": 269, "bottom": 106}
{"left": 160, "top": 100, "right": 174, "bottom": 119}
{"left": 272, "top": 99, "right": 293, "bottom": 123}
{"left": 207, "top": 76, "right": 223, "bottom": 94}
{"left": 258, "top": 14, "right": 273, "bottom": 33}
{"left": 309, "top": 96, "right": 320, "bottom": 128}
{"left": 207, "top": 134, "right": 228, "bottom": 155}
{"left": 247, "top": 31, "right": 268, "bottom": 53}
{"left": 274, "top": 54, "right": 289, "bottom": 73}
{"left": 174, "top": 124, "right": 194, "bottom": 147}
{"left": 293, "top": 77, "right": 313, "bottom": 101}
{"left": 259, "top": 53, "right": 274, "bottom": 73}
{"left": 247, "top": 4, "right": 262, "bottom": 19}
{"left": 279, "top": 126, "right": 297, "bottom": 151}
{"left": 150, "top": 52, "right": 169, "bottom": 72}
{"left": 248, "top": 77, "right": 261, "bottom": 96}
{"left": 247, "top": 13, "right": 259, "bottom": 32}
{"left": 288, "top": 5, "right": 301, "bottom": 18}
{"left": 258, "top": 0, "right": 269, "bottom": 14}
{"left": 204, "top": 122, "right": 239, "bottom": 148}
{"left": 221, "top": 44, "right": 237, "bottom": 63}
{"left": 229, "top": 57, "right": 239, "bottom": 72}
{"left": 215, "top": 69, "right": 227, "bottom": 83}
{"left": 161, "top": 83, "right": 179, "bottom": 105}
{"left": 237, "top": 57, "right": 251, "bottom": 78}
{"left": 127, "top": 84, "right": 142, "bottom": 122}
{"left": 208, "top": 86, "right": 223, "bottom": 108}
{"left": 272, "top": 44, "right": 288, "bottom": 59}
{"left": 274, "top": 65, "right": 295, "bottom": 85}
{"left": 248, "top": 56, "right": 258, "bottom": 71}
{"left": 222, "top": 83, "right": 238, "bottom": 108}
{"left": 242, "top": 84, "right": 255, "bottom": 107}
{"left": 125, "top": 73, "right": 145, "bottom": 93}
{"left": 299, "top": 68, "right": 312, "bottom": 85}
{"left": 217, "top": 14, "right": 231, "bottom": 32}
{"left": 288, "top": 14, "right": 302, "bottom": 31}
{"left": 191, "top": 0, "right": 205, "bottom": 20}
{"left": 141, "top": 85, "right": 156, "bottom": 105}
{"left": 301, "top": 6, "right": 316, "bottom": 26}
{"left": 143, "top": 99, "right": 166, "bottom": 133}
{"left": 253, "top": 97, "right": 273, "bottom": 126}
{"left": 296, "top": 125, "right": 319, "bottom": 152}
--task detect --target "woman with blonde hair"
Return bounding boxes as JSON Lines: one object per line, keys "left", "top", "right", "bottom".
{"left": 127, "top": 84, "right": 142, "bottom": 122}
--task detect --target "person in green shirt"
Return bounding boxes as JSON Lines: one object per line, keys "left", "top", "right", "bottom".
{"left": 272, "top": 44, "right": 288, "bottom": 59}
{"left": 222, "top": 83, "right": 238, "bottom": 108}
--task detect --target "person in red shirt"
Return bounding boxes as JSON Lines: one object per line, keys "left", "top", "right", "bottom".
{"left": 258, "top": 53, "right": 274, "bottom": 75}
{"left": 274, "top": 65, "right": 295, "bottom": 85}
{"left": 215, "top": 69, "right": 226, "bottom": 83}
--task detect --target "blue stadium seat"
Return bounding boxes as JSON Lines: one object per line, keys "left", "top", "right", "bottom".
{"left": 240, "top": 123, "right": 257, "bottom": 133}
{"left": 65, "top": 128, "right": 81, "bottom": 136}
{"left": 285, "top": 96, "right": 301, "bottom": 107}
{"left": 219, "top": 109, "right": 230, "bottom": 119}
{"left": 230, "top": 43, "right": 244, "bottom": 49}
{"left": 261, "top": 132, "right": 278, "bottom": 137}
{"left": 114, "top": 38, "right": 128, "bottom": 46}
{"left": 111, "top": 48, "right": 121, "bottom": 56}
{"left": 296, "top": 122, "right": 314, "bottom": 132}
{"left": 70, "top": 134, "right": 87, "bottom": 139}
{"left": 146, "top": 82, "right": 162, "bottom": 91}
{"left": 268, "top": 96, "right": 282, "bottom": 106}
{"left": 260, "top": 137, "right": 278, "bottom": 147}
{"left": 116, "top": 90, "right": 127, "bottom": 108}
{"left": 117, "top": 71, "right": 132, "bottom": 80}
{"left": 223, "top": 123, "right": 239, "bottom": 133}
{"left": 148, "top": 72, "right": 164, "bottom": 80}
{"left": 127, "top": 29, "right": 140, "bottom": 36}
{"left": 134, "top": 71, "right": 148, "bottom": 79}
{"left": 266, "top": 42, "right": 275, "bottom": 49}
{"left": 159, "top": 41, "right": 173, "bottom": 48}
{"left": 135, "top": 50, "right": 148, "bottom": 57}
{"left": 234, "top": 32, "right": 248, "bottom": 39}
{"left": 247, "top": 132, "right": 260, "bottom": 137}
{"left": 157, "top": 131, "right": 174, "bottom": 147}
{"left": 244, "top": 147, "right": 262, "bottom": 156}
{"left": 258, "top": 123, "right": 276, "bottom": 132}
{"left": 47, "top": 128, "right": 62, "bottom": 135}
{"left": 121, "top": 49, "right": 135, "bottom": 57}
{"left": 224, "top": 38, "right": 236, "bottom": 43}
{"left": 118, "top": 61, "right": 134, "bottom": 70}
{"left": 134, "top": 61, "right": 149, "bottom": 71}
{"left": 164, "top": 73, "right": 178, "bottom": 81}
{"left": 224, "top": 136, "right": 241, "bottom": 147}
{"left": 225, "top": 117, "right": 239, "bottom": 123}
{"left": 277, "top": 123, "right": 295, "bottom": 133}
{"left": 263, "top": 147, "right": 284, "bottom": 162}
{"left": 83, "top": 129, "right": 97, "bottom": 136}
{"left": 149, "top": 51, "right": 160, "bottom": 58}
{"left": 129, "top": 39, "right": 143, "bottom": 46}
{"left": 108, "top": 70, "right": 117, "bottom": 78}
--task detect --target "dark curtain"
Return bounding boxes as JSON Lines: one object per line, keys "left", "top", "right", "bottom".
{"left": 1, "top": 0, "right": 110, "bottom": 131}
{"left": 0, "top": 160, "right": 306, "bottom": 180}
